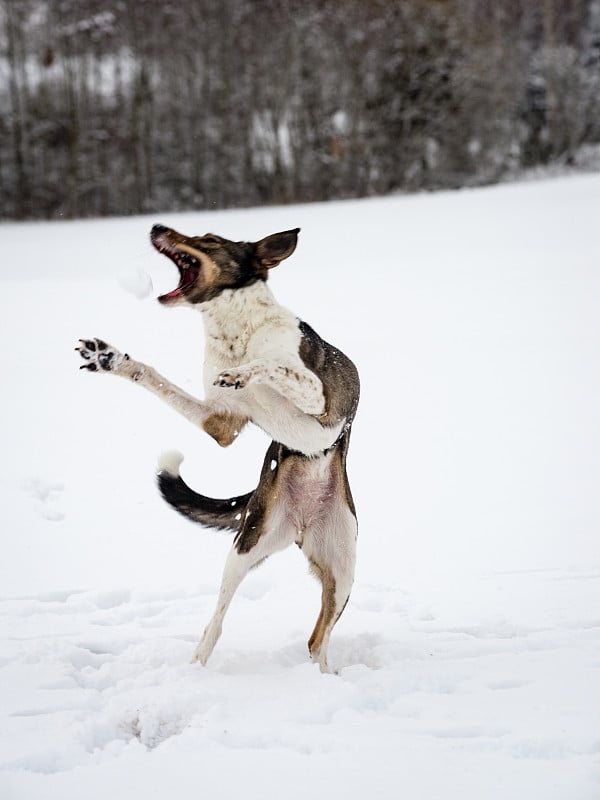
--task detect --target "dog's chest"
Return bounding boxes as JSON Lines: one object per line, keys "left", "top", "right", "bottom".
{"left": 205, "top": 333, "right": 249, "bottom": 366}
{"left": 201, "top": 282, "right": 301, "bottom": 369}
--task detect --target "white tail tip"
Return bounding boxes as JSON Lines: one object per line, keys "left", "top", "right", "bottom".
{"left": 158, "top": 449, "right": 184, "bottom": 475}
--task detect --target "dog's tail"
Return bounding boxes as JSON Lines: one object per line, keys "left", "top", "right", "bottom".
{"left": 156, "top": 451, "right": 253, "bottom": 532}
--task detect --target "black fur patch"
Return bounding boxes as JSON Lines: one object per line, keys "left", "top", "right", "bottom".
{"left": 157, "top": 471, "right": 253, "bottom": 532}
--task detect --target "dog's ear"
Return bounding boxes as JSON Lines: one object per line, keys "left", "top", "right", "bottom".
{"left": 254, "top": 228, "right": 300, "bottom": 269}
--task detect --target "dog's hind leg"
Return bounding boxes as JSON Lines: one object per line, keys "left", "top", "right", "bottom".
{"left": 191, "top": 545, "right": 257, "bottom": 665}
{"left": 302, "top": 503, "right": 357, "bottom": 673}
{"left": 192, "top": 497, "right": 295, "bottom": 666}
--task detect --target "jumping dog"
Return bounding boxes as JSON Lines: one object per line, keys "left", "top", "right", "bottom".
{"left": 76, "top": 225, "right": 359, "bottom": 672}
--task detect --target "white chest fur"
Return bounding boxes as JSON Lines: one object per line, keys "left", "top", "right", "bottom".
{"left": 199, "top": 282, "right": 344, "bottom": 454}
{"left": 201, "top": 282, "right": 298, "bottom": 366}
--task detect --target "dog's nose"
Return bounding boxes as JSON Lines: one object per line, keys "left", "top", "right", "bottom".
{"left": 151, "top": 224, "right": 168, "bottom": 235}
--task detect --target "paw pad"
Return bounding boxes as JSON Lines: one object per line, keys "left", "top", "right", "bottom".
{"left": 76, "top": 338, "right": 127, "bottom": 372}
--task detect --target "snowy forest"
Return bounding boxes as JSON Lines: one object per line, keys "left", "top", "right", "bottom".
{"left": 2, "top": 0, "right": 600, "bottom": 220}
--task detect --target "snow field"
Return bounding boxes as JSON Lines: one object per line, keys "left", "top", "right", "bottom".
{"left": 1, "top": 568, "right": 598, "bottom": 798}
{"left": 1, "top": 175, "right": 599, "bottom": 797}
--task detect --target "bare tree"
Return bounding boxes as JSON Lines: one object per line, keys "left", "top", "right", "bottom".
{"left": 0, "top": 0, "right": 598, "bottom": 220}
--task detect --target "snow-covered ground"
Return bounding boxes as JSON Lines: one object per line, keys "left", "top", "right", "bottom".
{"left": 1, "top": 175, "right": 599, "bottom": 798}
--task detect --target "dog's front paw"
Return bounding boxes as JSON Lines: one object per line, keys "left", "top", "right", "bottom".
{"left": 76, "top": 338, "right": 128, "bottom": 372}
{"left": 214, "top": 369, "right": 252, "bottom": 390}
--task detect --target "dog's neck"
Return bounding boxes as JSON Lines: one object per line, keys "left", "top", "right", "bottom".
{"left": 199, "top": 280, "right": 280, "bottom": 359}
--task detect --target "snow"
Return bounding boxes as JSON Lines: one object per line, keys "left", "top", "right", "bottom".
{"left": 1, "top": 175, "right": 600, "bottom": 798}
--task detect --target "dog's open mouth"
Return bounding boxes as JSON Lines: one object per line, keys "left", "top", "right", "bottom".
{"left": 157, "top": 250, "right": 201, "bottom": 304}
{"left": 151, "top": 229, "right": 201, "bottom": 304}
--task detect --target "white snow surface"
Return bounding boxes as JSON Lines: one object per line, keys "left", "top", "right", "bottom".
{"left": 1, "top": 176, "right": 599, "bottom": 798}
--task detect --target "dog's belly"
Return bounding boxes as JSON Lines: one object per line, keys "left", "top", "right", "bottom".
{"left": 275, "top": 451, "right": 338, "bottom": 532}
{"left": 276, "top": 453, "right": 357, "bottom": 580}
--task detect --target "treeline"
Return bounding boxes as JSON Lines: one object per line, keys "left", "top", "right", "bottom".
{"left": 1, "top": 0, "right": 600, "bottom": 220}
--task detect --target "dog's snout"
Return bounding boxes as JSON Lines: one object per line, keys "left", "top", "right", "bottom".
{"left": 151, "top": 224, "right": 168, "bottom": 236}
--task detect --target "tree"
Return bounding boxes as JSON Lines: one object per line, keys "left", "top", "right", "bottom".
{"left": 0, "top": 0, "right": 598, "bottom": 220}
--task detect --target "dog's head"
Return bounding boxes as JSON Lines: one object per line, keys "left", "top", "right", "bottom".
{"left": 150, "top": 224, "right": 300, "bottom": 306}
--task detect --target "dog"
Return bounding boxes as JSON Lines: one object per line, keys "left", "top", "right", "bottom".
{"left": 76, "top": 225, "right": 359, "bottom": 672}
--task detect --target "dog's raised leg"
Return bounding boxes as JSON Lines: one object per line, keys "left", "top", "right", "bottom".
{"left": 215, "top": 359, "right": 326, "bottom": 417}
{"left": 76, "top": 337, "right": 225, "bottom": 433}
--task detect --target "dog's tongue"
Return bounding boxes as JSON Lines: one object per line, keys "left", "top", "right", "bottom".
{"left": 158, "top": 265, "right": 201, "bottom": 304}
{"left": 158, "top": 287, "right": 184, "bottom": 304}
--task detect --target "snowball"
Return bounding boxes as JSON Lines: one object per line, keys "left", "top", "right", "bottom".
{"left": 118, "top": 268, "right": 153, "bottom": 299}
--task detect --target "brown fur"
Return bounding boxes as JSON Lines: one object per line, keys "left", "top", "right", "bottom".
{"left": 307, "top": 558, "right": 337, "bottom": 657}
{"left": 202, "top": 412, "right": 249, "bottom": 447}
